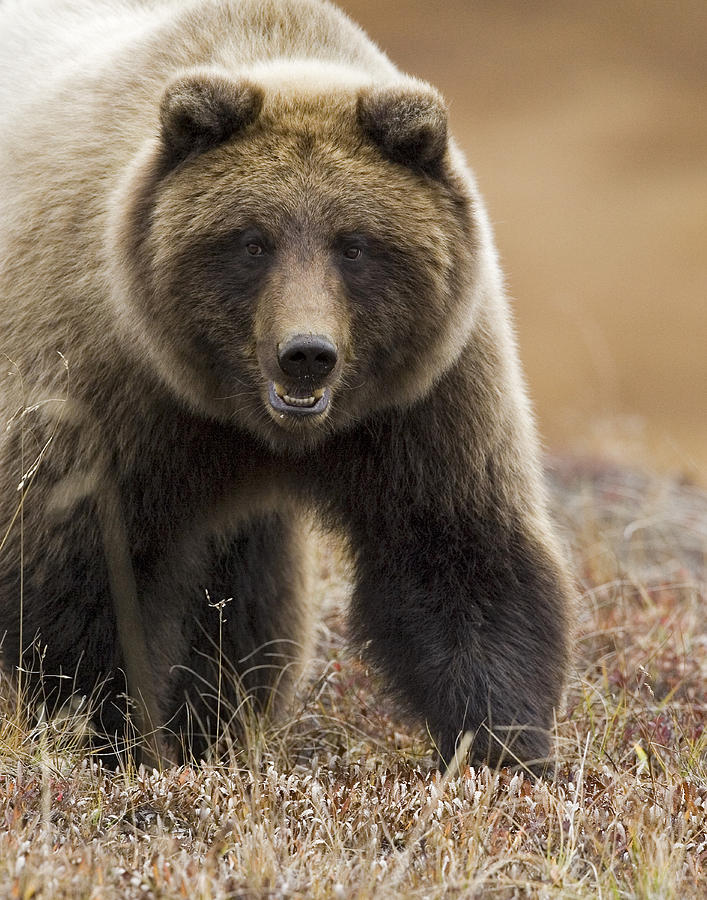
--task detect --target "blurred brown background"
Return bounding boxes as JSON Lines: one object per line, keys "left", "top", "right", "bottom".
{"left": 340, "top": 0, "right": 707, "bottom": 482}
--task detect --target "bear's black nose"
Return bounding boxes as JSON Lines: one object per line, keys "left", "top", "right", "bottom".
{"left": 277, "top": 334, "right": 338, "bottom": 380}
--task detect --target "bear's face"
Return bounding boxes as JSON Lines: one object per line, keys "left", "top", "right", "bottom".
{"left": 112, "top": 71, "right": 478, "bottom": 450}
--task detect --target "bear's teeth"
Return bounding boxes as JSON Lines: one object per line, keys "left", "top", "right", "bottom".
{"left": 273, "top": 384, "right": 325, "bottom": 408}
{"left": 283, "top": 394, "right": 316, "bottom": 407}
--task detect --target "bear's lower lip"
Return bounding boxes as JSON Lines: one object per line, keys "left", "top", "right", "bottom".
{"left": 268, "top": 382, "right": 331, "bottom": 417}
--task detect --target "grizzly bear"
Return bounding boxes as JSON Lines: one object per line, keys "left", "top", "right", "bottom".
{"left": 0, "top": 0, "right": 572, "bottom": 770}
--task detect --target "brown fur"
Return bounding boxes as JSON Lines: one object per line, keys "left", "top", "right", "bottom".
{"left": 0, "top": 0, "right": 572, "bottom": 769}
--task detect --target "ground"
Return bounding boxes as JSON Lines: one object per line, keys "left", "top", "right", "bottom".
{"left": 0, "top": 457, "right": 704, "bottom": 899}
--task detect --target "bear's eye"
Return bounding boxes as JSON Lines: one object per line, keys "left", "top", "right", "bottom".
{"left": 342, "top": 246, "right": 362, "bottom": 261}
{"left": 245, "top": 241, "right": 264, "bottom": 256}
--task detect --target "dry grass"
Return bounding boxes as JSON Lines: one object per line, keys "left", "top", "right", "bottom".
{"left": 0, "top": 458, "right": 705, "bottom": 899}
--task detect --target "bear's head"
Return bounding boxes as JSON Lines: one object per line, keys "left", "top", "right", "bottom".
{"left": 109, "top": 66, "right": 481, "bottom": 450}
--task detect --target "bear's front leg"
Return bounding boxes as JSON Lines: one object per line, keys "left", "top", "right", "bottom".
{"left": 162, "top": 510, "right": 314, "bottom": 758}
{"left": 319, "top": 380, "right": 572, "bottom": 772}
{"left": 350, "top": 507, "right": 570, "bottom": 771}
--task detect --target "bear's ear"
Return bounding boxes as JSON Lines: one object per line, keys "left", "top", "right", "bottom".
{"left": 357, "top": 84, "right": 448, "bottom": 173}
{"left": 159, "top": 71, "right": 264, "bottom": 165}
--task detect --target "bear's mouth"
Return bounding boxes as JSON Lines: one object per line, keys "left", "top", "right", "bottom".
{"left": 268, "top": 382, "right": 331, "bottom": 417}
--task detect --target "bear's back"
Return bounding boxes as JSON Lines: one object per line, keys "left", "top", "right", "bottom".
{"left": 0, "top": 0, "right": 393, "bottom": 119}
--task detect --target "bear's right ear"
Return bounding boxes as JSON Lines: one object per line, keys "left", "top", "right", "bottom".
{"left": 358, "top": 83, "right": 448, "bottom": 174}
{"left": 159, "top": 71, "right": 263, "bottom": 166}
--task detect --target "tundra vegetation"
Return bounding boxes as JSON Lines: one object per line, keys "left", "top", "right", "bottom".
{"left": 0, "top": 458, "right": 705, "bottom": 899}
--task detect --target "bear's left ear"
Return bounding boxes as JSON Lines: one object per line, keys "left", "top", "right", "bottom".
{"left": 159, "top": 70, "right": 264, "bottom": 166}
{"left": 357, "top": 83, "right": 448, "bottom": 174}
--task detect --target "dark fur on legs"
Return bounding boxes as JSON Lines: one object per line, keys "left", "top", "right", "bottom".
{"left": 306, "top": 350, "right": 571, "bottom": 774}
{"left": 166, "top": 512, "right": 311, "bottom": 759}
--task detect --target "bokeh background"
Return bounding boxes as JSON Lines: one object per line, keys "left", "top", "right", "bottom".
{"left": 340, "top": 0, "right": 707, "bottom": 482}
